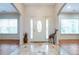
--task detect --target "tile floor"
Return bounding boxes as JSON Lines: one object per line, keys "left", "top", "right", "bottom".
{"left": 0, "top": 44, "right": 19, "bottom": 55}
{"left": 0, "top": 43, "right": 79, "bottom": 55}
{"left": 15, "top": 43, "right": 79, "bottom": 55}
{"left": 60, "top": 44, "right": 79, "bottom": 55}
{"left": 20, "top": 43, "right": 59, "bottom": 55}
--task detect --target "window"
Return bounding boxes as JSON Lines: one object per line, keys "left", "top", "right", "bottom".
{"left": 61, "top": 19, "right": 79, "bottom": 34}
{"left": 46, "top": 19, "right": 48, "bottom": 39}
{"left": 30, "top": 19, "right": 33, "bottom": 39}
{"left": 0, "top": 19, "right": 18, "bottom": 34}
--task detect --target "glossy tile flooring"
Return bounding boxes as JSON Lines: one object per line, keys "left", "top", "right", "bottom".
{"left": 0, "top": 44, "right": 19, "bottom": 55}
{"left": 0, "top": 43, "right": 79, "bottom": 55}
{"left": 20, "top": 43, "right": 59, "bottom": 55}
{"left": 60, "top": 44, "right": 79, "bottom": 55}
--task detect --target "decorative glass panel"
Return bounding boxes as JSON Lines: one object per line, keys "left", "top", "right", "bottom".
{"left": 46, "top": 19, "right": 48, "bottom": 39}
{"left": 37, "top": 20, "right": 42, "bottom": 32}
{"left": 30, "top": 19, "right": 33, "bottom": 39}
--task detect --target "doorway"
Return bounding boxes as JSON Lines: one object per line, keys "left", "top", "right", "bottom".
{"left": 30, "top": 16, "right": 49, "bottom": 42}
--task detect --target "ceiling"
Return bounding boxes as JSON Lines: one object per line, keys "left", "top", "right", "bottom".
{"left": 0, "top": 3, "right": 17, "bottom": 13}
{"left": 61, "top": 3, "right": 79, "bottom": 13}
{"left": 24, "top": 3, "right": 56, "bottom": 6}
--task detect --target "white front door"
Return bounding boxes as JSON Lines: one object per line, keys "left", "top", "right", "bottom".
{"left": 30, "top": 17, "right": 48, "bottom": 41}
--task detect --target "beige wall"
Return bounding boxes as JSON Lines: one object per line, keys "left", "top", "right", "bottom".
{"left": 59, "top": 13, "right": 79, "bottom": 40}
{"left": 54, "top": 3, "right": 64, "bottom": 43}
{"left": 14, "top": 3, "right": 25, "bottom": 44}
{"left": 55, "top": 3, "right": 65, "bottom": 15}
{"left": 14, "top": 3, "right": 25, "bottom": 15}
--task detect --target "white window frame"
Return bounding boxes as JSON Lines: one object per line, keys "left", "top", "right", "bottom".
{"left": 0, "top": 19, "right": 18, "bottom": 34}
{"left": 60, "top": 18, "right": 79, "bottom": 34}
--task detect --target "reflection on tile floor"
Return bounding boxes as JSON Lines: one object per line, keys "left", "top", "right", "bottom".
{"left": 20, "top": 43, "right": 59, "bottom": 55}
{"left": 60, "top": 44, "right": 79, "bottom": 55}
{"left": 0, "top": 43, "right": 79, "bottom": 55}
{"left": 0, "top": 44, "right": 19, "bottom": 55}
{"left": 19, "top": 43, "right": 79, "bottom": 55}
